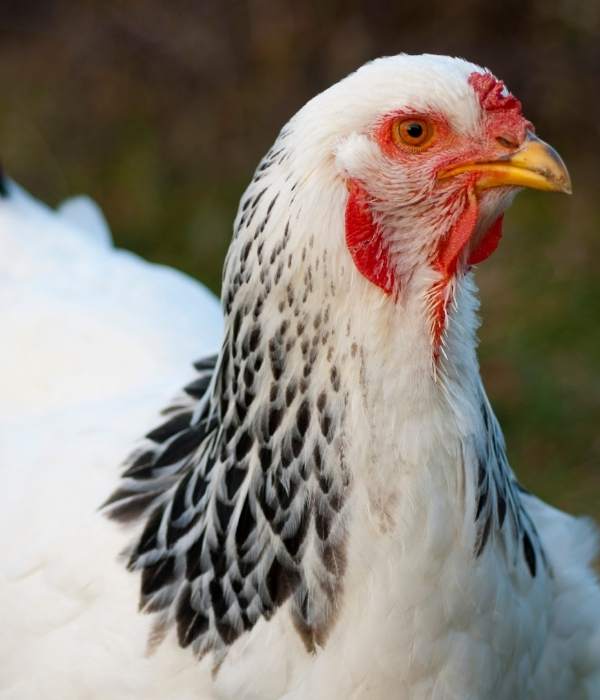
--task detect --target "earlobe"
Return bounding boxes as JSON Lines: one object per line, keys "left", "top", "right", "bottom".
{"left": 345, "top": 180, "right": 395, "bottom": 295}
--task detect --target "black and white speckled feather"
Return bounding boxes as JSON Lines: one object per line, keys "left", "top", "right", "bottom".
{"left": 106, "top": 132, "right": 353, "bottom": 659}
{"left": 474, "top": 391, "right": 546, "bottom": 577}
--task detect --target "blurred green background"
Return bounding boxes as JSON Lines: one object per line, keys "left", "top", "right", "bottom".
{"left": 1, "top": 1, "right": 598, "bottom": 520}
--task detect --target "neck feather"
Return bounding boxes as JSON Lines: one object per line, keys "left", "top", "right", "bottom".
{"left": 223, "top": 135, "right": 542, "bottom": 581}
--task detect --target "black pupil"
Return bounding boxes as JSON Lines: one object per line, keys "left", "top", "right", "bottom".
{"left": 407, "top": 123, "right": 423, "bottom": 138}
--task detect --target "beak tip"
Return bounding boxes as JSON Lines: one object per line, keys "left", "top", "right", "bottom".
{"left": 556, "top": 175, "right": 572, "bottom": 195}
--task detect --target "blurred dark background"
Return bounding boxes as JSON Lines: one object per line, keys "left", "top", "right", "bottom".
{"left": 1, "top": 1, "right": 598, "bottom": 519}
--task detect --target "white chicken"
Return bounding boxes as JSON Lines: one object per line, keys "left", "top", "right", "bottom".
{"left": 1, "top": 54, "right": 599, "bottom": 700}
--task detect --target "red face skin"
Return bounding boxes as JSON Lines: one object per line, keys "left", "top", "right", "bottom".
{"left": 345, "top": 72, "right": 533, "bottom": 355}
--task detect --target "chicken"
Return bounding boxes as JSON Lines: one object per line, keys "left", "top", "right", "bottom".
{"left": 1, "top": 54, "right": 599, "bottom": 700}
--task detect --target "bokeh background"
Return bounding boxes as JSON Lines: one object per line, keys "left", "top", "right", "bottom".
{"left": 1, "top": 1, "right": 598, "bottom": 520}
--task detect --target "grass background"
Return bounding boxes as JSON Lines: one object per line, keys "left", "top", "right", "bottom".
{"left": 1, "top": 0, "right": 598, "bottom": 520}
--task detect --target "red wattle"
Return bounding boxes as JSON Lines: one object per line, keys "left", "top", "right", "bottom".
{"left": 345, "top": 181, "right": 394, "bottom": 295}
{"left": 430, "top": 191, "right": 479, "bottom": 358}
{"left": 468, "top": 215, "right": 504, "bottom": 265}
{"left": 434, "top": 191, "right": 479, "bottom": 276}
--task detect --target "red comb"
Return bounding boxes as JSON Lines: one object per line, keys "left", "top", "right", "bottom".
{"left": 468, "top": 72, "right": 523, "bottom": 115}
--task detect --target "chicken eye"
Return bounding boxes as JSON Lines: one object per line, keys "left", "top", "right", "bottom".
{"left": 392, "top": 118, "right": 434, "bottom": 150}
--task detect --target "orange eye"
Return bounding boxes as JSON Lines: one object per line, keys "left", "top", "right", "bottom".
{"left": 391, "top": 118, "right": 434, "bottom": 150}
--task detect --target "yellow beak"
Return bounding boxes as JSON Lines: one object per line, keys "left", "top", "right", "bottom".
{"left": 439, "top": 132, "right": 572, "bottom": 194}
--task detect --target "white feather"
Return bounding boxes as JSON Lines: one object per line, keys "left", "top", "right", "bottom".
{"left": 0, "top": 180, "right": 222, "bottom": 699}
